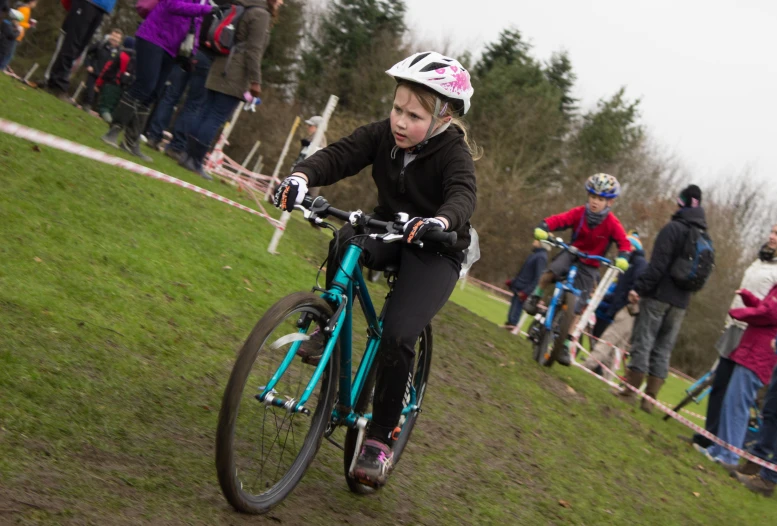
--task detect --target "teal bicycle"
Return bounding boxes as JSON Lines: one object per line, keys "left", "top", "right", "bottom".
{"left": 215, "top": 196, "right": 456, "bottom": 514}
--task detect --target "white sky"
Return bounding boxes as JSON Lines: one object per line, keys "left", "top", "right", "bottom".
{"left": 406, "top": 0, "right": 777, "bottom": 185}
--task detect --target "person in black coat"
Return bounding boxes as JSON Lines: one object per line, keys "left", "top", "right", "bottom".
{"left": 82, "top": 28, "right": 121, "bottom": 110}
{"left": 592, "top": 231, "right": 648, "bottom": 338}
{"left": 505, "top": 239, "right": 550, "bottom": 328}
{"left": 616, "top": 185, "right": 709, "bottom": 411}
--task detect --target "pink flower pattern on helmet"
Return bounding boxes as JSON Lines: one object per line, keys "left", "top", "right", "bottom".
{"left": 442, "top": 70, "right": 472, "bottom": 96}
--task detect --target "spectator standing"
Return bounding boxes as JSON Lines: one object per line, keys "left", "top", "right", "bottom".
{"left": 101, "top": 0, "right": 214, "bottom": 161}
{"left": 615, "top": 185, "right": 709, "bottom": 412}
{"left": 0, "top": 0, "right": 35, "bottom": 72}
{"left": 687, "top": 225, "right": 777, "bottom": 448}
{"left": 44, "top": 0, "right": 117, "bottom": 98}
{"left": 0, "top": 9, "right": 22, "bottom": 71}
{"left": 82, "top": 28, "right": 121, "bottom": 111}
{"left": 504, "top": 239, "right": 550, "bottom": 329}
{"left": 179, "top": 0, "right": 282, "bottom": 179}
{"left": 144, "top": 48, "right": 213, "bottom": 158}
{"left": 695, "top": 285, "right": 777, "bottom": 470}
{"left": 294, "top": 115, "right": 328, "bottom": 197}
{"left": 95, "top": 36, "right": 135, "bottom": 122}
{"left": 583, "top": 232, "right": 647, "bottom": 377}
{"left": 735, "top": 348, "right": 777, "bottom": 496}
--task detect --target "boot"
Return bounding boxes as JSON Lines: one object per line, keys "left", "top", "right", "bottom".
{"left": 736, "top": 472, "right": 776, "bottom": 497}
{"left": 101, "top": 93, "right": 137, "bottom": 148}
{"left": 119, "top": 102, "right": 153, "bottom": 162}
{"left": 737, "top": 459, "right": 763, "bottom": 477}
{"left": 640, "top": 375, "right": 665, "bottom": 414}
{"left": 612, "top": 368, "right": 644, "bottom": 405}
{"left": 180, "top": 135, "right": 213, "bottom": 181}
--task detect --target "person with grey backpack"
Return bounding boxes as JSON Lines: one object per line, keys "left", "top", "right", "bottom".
{"left": 615, "top": 185, "right": 713, "bottom": 412}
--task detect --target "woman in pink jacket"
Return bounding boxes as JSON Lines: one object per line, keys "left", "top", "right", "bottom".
{"left": 697, "top": 285, "right": 777, "bottom": 468}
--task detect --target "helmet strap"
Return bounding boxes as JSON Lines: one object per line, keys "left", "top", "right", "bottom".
{"left": 422, "top": 97, "right": 443, "bottom": 143}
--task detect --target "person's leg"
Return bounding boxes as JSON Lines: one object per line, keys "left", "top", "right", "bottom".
{"left": 707, "top": 365, "right": 763, "bottom": 465}
{"left": 641, "top": 304, "right": 685, "bottom": 412}
{"left": 616, "top": 298, "right": 664, "bottom": 401}
{"left": 0, "top": 40, "right": 17, "bottom": 70}
{"left": 169, "top": 51, "right": 212, "bottom": 153}
{"left": 584, "top": 308, "right": 632, "bottom": 372}
{"left": 83, "top": 73, "right": 98, "bottom": 108}
{"left": 369, "top": 248, "right": 460, "bottom": 444}
{"left": 47, "top": 0, "right": 103, "bottom": 94}
{"left": 146, "top": 65, "right": 187, "bottom": 144}
{"left": 182, "top": 90, "right": 240, "bottom": 178}
{"left": 110, "top": 39, "right": 172, "bottom": 160}
{"left": 748, "top": 366, "right": 777, "bottom": 480}
{"left": 693, "top": 358, "right": 736, "bottom": 447}
{"left": 524, "top": 252, "right": 573, "bottom": 315}
{"left": 507, "top": 295, "right": 522, "bottom": 326}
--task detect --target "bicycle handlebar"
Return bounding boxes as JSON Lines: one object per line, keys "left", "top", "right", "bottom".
{"left": 297, "top": 196, "right": 458, "bottom": 247}
{"left": 547, "top": 236, "right": 621, "bottom": 269}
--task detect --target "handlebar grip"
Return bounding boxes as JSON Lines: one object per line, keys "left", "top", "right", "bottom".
{"left": 423, "top": 229, "right": 457, "bottom": 246}
{"left": 301, "top": 195, "right": 315, "bottom": 208}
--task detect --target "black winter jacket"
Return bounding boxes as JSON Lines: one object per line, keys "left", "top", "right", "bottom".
{"left": 510, "top": 247, "right": 548, "bottom": 296}
{"left": 85, "top": 40, "right": 119, "bottom": 75}
{"left": 294, "top": 119, "right": 477, "bottom": 255}
{"left": 604, "top": 248, "right": 647, "bottom": 319}
{"left": 634, "top": 206, "right": 708, "bottom": 309}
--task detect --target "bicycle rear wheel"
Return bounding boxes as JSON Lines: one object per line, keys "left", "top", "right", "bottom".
{"left": 216, "top": 292, "right": 340, "bottom": 514}
{"left": 343, "top": 324, "right": 433, "bottom": 493}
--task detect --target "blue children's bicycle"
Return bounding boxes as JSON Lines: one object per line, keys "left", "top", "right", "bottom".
{"left": 215, "top": 196, "right": 457, "bottom": 514}
{"left": 526, "top": 237, "right": 620, "bottom": 367}
{"left": 665, "top": 361, "right": 762, "bottom": 448}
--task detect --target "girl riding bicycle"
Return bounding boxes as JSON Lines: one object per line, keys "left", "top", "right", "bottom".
{"left": 273, "top": 51, "right": 478, "bottom": 487}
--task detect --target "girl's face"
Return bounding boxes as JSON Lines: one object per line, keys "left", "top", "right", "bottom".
{"left": 390, "top": 85, "right": 440, "bottom": 149}
{"left": 587, "top": 194, "right": 612, "bottom": 213}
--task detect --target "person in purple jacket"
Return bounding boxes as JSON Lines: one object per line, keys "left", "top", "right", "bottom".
{"left": 101, "top": 0, "right": 214, "bottom": 161}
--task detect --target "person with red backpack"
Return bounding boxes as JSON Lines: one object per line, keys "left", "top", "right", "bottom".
{"left": 178, "top": 0, "right": 282, "bottom": 179}
{"left": 100, "top": 0, "right": 215, "bottom": 161}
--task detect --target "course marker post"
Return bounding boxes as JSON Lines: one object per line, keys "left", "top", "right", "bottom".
{"left": 267, "top": 95, "right": 339, "bottom": 254}
{"left": 263, "top": 116, "right": 301, "bottom": 203}
{"left": 23, "top": 63, "right": 39, "bottom": 84}
{"left": 243, "top": 140, "right": 260, "bottom": 167}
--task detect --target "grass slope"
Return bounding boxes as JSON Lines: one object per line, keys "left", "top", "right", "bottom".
{"left": 0, "top": 76, "right": 773, "bottom": 525}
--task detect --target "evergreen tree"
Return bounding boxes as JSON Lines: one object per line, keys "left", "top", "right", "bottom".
{"left": 298, "top": 0, "right": 407, "bottom": 113}
{"left": 576, "top": 87, "right": 644, "bottom": 167}
{"left": 261, "top": 0, "right": 305, "bottom": 92}
{"left": 544, "top": 51, "right": 577, "bottom": 118}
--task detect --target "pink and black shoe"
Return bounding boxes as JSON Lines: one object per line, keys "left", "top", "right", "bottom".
{"left": 353, "top": 438, "right": 393, "bottom": 487}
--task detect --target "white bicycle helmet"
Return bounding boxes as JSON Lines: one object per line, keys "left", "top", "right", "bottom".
{"left": 386, "top": 51, "right": 474, "bottom": 116}
{"left": 585, "top": 173, "right": 621, "bottom": 198}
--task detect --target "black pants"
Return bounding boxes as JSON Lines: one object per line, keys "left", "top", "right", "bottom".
{"left": 693, "top": 357, "right": 737, "bottom": 447}
{"left": 83, "top": 73, "right": 98, "bottom": 106}
{"left": 47, "top": 0, "right": 104, "bottom": 93}
{"left": 326, "top": 224, "right": 460, "bottom": 443}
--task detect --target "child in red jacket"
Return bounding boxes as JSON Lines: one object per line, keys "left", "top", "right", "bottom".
{"left": 523, "top": 173, "right": 631, "bottom": 365}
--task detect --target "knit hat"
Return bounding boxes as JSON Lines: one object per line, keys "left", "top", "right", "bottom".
{"left": 122, "top": 36, "right": 135, "bottom": 50}
{"left": 677, "top": 184, "right": 702, "bottom": 208}
{"left": 627, "top": 233, "right": 643, "bottom": 252}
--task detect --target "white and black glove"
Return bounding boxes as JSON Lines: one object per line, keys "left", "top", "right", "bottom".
{"left": 403, "top": 217, "right": 445, "bottom": 244}
{"left": 274, "top": 175, "right": 308, "bottom": 212}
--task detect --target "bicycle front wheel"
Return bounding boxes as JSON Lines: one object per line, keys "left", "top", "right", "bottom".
{"left": 343, "top": 324, "right": 433, "bottom": 493}
{"left": 549, "top": 292, "right": 575, "bottom": 367}
{"left": 216, "top": 292, "right": 340, "bottom": 514}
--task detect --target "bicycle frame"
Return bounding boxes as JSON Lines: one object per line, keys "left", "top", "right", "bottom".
{"left": 257, "top": 243, "right": 418, "bottom": 428}
{"left": 543, "top": 263, "right": 582, "bottom": 331}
